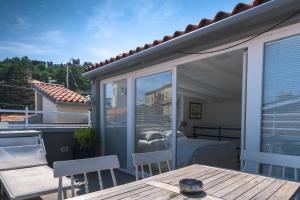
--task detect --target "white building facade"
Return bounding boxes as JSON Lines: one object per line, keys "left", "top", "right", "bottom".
{"left": 83, "top": 0, "right": 300, "bottom": 177}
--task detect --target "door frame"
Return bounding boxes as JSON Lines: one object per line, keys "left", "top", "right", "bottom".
{"left": 100, "top": 64, "right": 177, "bottom": 173}
{"left": 244, "top": 22, "right": 300, "bottom": 173}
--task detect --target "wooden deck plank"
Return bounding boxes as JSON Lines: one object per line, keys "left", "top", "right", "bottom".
{"left": 169, "top": 168, "right": 223, "bottom": 186}
{"left": 135, "top": 189, "right": 172, "bottom": 200}
{"left": 199, "top": 171, "right": 235, "bottom": 184}
{"left": 213, "top": 174, "right": 256, "bottom": 197}
{"left": 186, "top": 195, "right": 223, "bottom": 200}
{"left": 169, "top": 196, "right": 188, "bottom": 200}
{"left": 267, "top": 181, "right": 300, "bottom": 200}
{"left": 203, "top": 173, "right": 240, "bottom": 191}
{"left": 162, "top": 165, "right": 214, "bottom": 184}
{"left": 235, "top": 178, "right": 275, "bottom": 200}
{"left": 121, "top": 187, "right": 163, "bottom": 200}
{"left": 88, "top": 185, "right": 154, "bottom": 200}
{"left": 205, "top": 173, "right": 248, "bottom": 194}
{"left": 146, "top": 181, "right": 223, "bottom": 200}
{"left": 251, "top": 179, "right": 286, "bottom": 200}
{"left": 173, "top": 169, "right": 226, "bottom": 185}
{"left": 152, "top": 191, "right": 179, "bottom": 200}
{"left": 223, "top": 176, "right": 266, "bottom": 200}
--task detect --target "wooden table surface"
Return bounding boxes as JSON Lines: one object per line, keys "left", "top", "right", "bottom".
{"left": 69, "top": 164, "right": 300, "bottom": 200}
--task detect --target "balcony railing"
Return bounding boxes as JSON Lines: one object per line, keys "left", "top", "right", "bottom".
{"left": 0, "top": 107, "right": 91, "bottom": 129}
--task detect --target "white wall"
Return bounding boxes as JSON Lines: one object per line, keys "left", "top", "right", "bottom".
{"left": 35, "top": 91, "right": 43, "bottom": 111}
{"left": 42, "top": 97, "right": 89, "bottom": 123}
{"left": 57, "top": 104, "right": 89, "bottom": 123}
{"left": 42, "top": 97, "right": 58, "bottom": 123}
{"left": 180, "top": 95, "right": 241, "bottom": 137}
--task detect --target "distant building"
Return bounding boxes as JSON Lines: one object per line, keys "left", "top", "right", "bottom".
{"left": 145, "top": 83, "right": 172, "bottom": 116}
{"left": 68, "top": 58, "right": 80, "bottom": 65}
{"left": 32, "top": 80, "right": 89, "bottom": 123}
{"left": 111, "top": 81, "right": 127, "bottom": 108}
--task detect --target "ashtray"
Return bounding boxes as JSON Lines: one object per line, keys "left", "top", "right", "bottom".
{"left": 179, "top": 179, "right": 203, "bottom": 194}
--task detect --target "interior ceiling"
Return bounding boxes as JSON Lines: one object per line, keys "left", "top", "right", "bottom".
{"left": 178, "top": 49, "right": 244, "bottom": 102}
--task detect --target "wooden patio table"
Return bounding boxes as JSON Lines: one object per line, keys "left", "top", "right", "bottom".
{"left": 69, "top": 164, "right": 300, "bottom": 200}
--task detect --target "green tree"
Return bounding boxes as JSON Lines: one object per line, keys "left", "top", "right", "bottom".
{"left": 0, "top": 57, "right": 91, "bottom": 109}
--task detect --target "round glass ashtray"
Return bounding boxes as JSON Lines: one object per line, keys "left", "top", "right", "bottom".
{"left": 179, "top": 179, "right": 203, "bottom": 194}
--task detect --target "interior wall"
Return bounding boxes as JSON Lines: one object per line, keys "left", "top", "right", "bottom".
{"left": 180, "top": 96, "right": 241, "bottom": 137}
{"left": 177, "top": 50, "right": 244, "bottom": 138}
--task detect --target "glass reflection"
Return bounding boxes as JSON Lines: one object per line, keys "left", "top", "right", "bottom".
{"left": 135, "top": 71, "right": 172, "bottom": 153}
{"left": 104, "top": 79, "right": 127, "bottom": 168}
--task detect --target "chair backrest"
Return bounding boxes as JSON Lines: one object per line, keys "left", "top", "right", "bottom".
{"left": 0, "top": 144, "right": 47, "bottom": 170}
{"left": 0, "top": 133, "right": 47, "bottom": 171}
{"left": 53, "top": 155, "right": 120, "bottom": 200}
{"left": 0, "top": 136, "right": 40, "bottom": 147}
{"left": 240, "top": 150, "right": 300, "bottom": 180}
{"left": 132, "top": 150, "right": 172, "bottom": 180}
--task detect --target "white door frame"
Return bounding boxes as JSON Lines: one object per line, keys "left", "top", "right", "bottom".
{"left": 100, "top": 64, "right": 176, "bottom": 173}
{"left": 244, "top": 22, "right": 300, "bottom": 173}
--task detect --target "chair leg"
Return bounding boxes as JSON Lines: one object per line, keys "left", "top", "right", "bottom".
{"left": 135, "top": 166, "right": 139, "bottom": 181}
{"left": 58, "top": 177, "right": 63, "bottom": 200}
{"left": 63, "top": 189, "right": 67, "bottom": 199}
{"left": 0, "top": 181, "right": 3, "bottom": 196}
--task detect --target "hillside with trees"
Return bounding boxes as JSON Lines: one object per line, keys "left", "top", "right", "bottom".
{"left": 0, "top": 57, "right": 91, "bottom": 109}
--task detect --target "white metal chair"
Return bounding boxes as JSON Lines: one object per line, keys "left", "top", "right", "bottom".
{"left": 240, "top": 150, "right": 300, "bottom": 181}
{"left": 53, "top": 155, "right": 120, "bottom": 200}
{"left": 132, "top": 150, "right": 172, "bottom": 180}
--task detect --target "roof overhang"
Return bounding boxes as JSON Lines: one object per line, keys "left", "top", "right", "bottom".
{"left": 83, "top": 0, "right": 300, "bottom": 80}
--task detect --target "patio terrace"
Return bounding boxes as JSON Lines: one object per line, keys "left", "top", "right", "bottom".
{"left": 2, "top": 170, "right": 135, "bottom": 200}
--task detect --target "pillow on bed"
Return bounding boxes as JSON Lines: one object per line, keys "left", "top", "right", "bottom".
{"left": 137, "top": 131, "right": 166, "bottom": 141}
{"left": 163, "top": 131, "right": 186, "bottom": 138}
{"left": 147, "top": 132, "right": 166, "bottom": 141}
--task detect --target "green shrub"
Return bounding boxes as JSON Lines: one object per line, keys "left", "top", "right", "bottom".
{"left": 74, "top": 128, "right": 98, "bottom": 149}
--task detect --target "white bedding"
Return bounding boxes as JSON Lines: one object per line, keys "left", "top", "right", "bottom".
{"left": 176, "top": 137, "right": 238, "bottom": 168}
{"left": 137, "top": 131, "right": 240, "bottom": 169}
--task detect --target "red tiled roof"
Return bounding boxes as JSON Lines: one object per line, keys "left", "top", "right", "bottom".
{"left": 32, "top": 80, "right": 87, "bottom": 104}
{"left": 0, "top": 114, "right": 33, "bottom": 122}
{"left": 85, "top": 0, "right": 270, "bottom": 72}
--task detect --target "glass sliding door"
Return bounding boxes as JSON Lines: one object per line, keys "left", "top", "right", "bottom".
{"left": 104, "top": 79, "right": 127, "bottom": 168}
{"left": 261, "top": 34, "right": 300, "bottom": 178}
{"left": 135, "top": 71, "right": 172, "bottom": 153}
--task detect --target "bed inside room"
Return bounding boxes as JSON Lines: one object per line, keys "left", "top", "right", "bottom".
{"left": 176, "top": 49, "right": 244, "bottom": 170}
{"left": 133, "top": 49, "right": 244, "bottom": 170}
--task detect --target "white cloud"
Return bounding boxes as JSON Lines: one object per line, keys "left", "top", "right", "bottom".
{"left": 37, "top": 30, "right": 66, "bottom": 45}
{"left": 39, "top": 4, "right": 48, "bottom": 10}
{"left": 87, "top": 47, "right": 118, "bottom": 60}
{"left": 0, "top": 30, "right": 67, "bottom": 58}
{"left": 0, "top": 42, "right": 57, "bottom": 55}
{"left": 14, "top": 15, "right": 31, "bottom": 30}
{"left": 134, "top": 0, "right": 180, "bottom": 22}
{"left": 86, "top": 1, "right": 125, "bottom": 39}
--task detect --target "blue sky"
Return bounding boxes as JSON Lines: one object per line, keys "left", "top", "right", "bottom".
{"left": 0, "top": 0, "right": 248, "bottom": 64}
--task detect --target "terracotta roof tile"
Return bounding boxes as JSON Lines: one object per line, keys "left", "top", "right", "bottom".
{"left": 85, "top": 0, "right": 271, "bottom": 73}
{"left": 0, "top": 114, "right": 34, "bottom": 122}
{"left": 32, "top": 80, "right": 87, "bottom": 104}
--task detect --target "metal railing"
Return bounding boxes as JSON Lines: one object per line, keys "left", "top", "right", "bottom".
{"left": 0, "top": 107, "right": 92, "bottom": 129}
{"left": 193, "top": 126, "right": 241, "bottom": 140}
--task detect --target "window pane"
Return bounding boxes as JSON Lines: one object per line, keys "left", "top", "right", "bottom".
{"left": 261, "top": 34, "right": 300, "bottom": 178}
{"left": 104, "top": 79, "right": 127, "bottom": 168}
{"left": 135, "top": 71, "right": 172, "bottom": 153}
